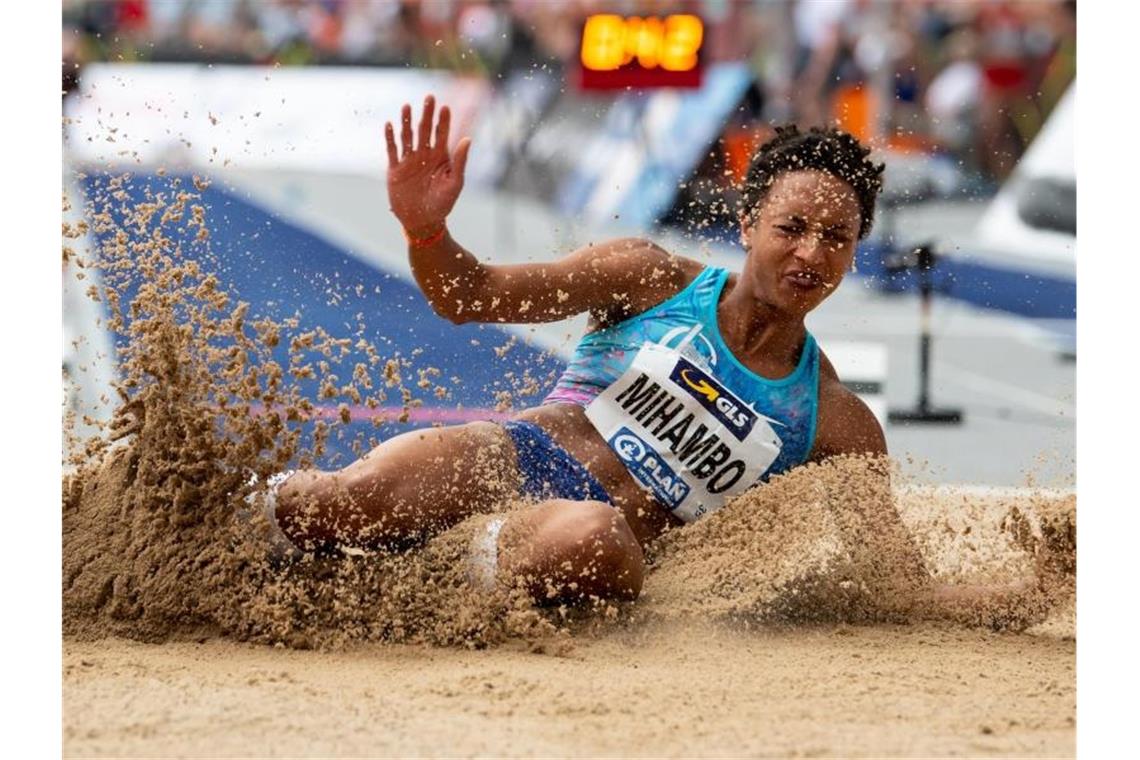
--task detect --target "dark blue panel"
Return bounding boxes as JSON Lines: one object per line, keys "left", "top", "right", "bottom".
{"left": 854, "top": 240, "right": 1076, "bottom": 320}
{"left": 665, "top": 225, "right": 1075, "bottom": 320}
{"left": 81, "top": 172, "right": 564, "bottom": 468}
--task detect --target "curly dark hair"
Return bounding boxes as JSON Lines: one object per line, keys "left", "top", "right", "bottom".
{"left": 740, "top": 124, "right": 885, "bottom": 239}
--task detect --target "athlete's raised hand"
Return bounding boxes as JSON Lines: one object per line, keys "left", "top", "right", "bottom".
{"left": 384, "top": 95, "right": 472, "bottom": 238}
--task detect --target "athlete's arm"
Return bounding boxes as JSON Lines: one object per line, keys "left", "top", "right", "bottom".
{"left": 384, "top": 96, "right": 696, "bottom": 325}
{"left": 810, "top": 359, "right": 1067, "bottom": 629}
{"left": 810, "top": 360, "right": 933, "bottom": 601}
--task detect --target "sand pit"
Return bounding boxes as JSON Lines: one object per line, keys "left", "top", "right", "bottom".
{"left": 64, "top": 621, "right": 1073, "bottom": 758}
{"left": 63, "top": 460, "right": 1075, "bottom": 757}
{"left": 61, "top": 173, "right": 1076, "bottom": 757}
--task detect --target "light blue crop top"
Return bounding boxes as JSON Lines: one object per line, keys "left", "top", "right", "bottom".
{"left": 544, "top": 266, "right": 820, "bottom": 478}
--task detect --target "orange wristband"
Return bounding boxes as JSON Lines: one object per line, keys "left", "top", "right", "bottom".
{"left": 403, "top": 225, "right": 447, "bottom": 248}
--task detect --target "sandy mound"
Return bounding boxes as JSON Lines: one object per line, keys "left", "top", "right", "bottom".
{"left": 62, "top": 172, "right": 1075, "bottom": 651}
{"left": 61, "top": 171, "right": 1075, "bottom": 756}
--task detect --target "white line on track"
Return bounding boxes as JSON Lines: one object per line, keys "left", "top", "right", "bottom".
{"left": 936, "top": 362, "right": 1076, "bottom": 419}
{"left": 896, "top": 484, "right": 1075, "bottom": 498}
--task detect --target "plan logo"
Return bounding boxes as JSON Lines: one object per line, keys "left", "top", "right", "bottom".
{"left": 668, "top": 357, "right": 757, "bottom": 440}
{"left": 609, "top": 427, "right": 690, "bottom": 508}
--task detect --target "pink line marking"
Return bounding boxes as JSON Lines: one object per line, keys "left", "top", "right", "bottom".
{"left": 251, "top": 403, "right": 511, "bottom": 424}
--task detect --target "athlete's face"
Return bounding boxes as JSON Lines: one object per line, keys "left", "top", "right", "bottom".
{"left": 739, "top": 170, "right": 862, "bottom": 317}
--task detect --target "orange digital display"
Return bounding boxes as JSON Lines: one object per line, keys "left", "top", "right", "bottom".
{"left": 578, "top": 14, "right": 704, "bottom": 90}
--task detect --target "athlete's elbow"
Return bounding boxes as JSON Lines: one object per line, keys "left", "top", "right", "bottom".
{"left": 429, "top": 300, "right": 473, "bottom": 325}
{"left": 445, "top": 310, "right": 475, "bottom": 325}
{"left": 428, "top": 269, "right": 491, "bottom": 325}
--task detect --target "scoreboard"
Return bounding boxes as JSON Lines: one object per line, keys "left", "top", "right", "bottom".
{"left": 577, "top": 14, "right": 704, "bottom": 90}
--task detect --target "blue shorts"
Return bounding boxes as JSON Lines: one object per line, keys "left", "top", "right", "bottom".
{"left": 500, "top": 420, "right": 612, "bottom": 503}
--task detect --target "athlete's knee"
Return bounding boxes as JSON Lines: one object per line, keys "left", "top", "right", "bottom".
{"left": 549, "top": 501, "right": 645, "bottom": 601}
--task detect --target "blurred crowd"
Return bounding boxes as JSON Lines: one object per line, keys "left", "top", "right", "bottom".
{"left": 63, "top": 0, "right": 1075, "bottom": 183}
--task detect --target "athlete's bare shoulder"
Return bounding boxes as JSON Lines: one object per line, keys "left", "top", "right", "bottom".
{"left": 811, "top": 351, "right": 887, "bottom": 460}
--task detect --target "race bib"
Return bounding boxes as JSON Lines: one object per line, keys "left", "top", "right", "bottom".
{"left": 585, "top": 340, "right": 783, "bottom": 522}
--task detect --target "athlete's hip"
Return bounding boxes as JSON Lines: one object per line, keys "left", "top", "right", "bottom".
{"left": 510, "top": 403, "right": 682, "bottom": 543}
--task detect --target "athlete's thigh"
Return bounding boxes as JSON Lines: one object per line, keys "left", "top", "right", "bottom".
{"left": 311, "top": 421, "right": 522, "bottom": 535}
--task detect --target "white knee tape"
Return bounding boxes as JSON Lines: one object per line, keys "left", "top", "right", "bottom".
{"left": 467, "top": 516, "right": 506, "bottom": 591}
{"left": 261, "top": 469, "right": 297, "bottom": 524}
{"left": 243, "top": 469, "right": 301, "bottom": 560}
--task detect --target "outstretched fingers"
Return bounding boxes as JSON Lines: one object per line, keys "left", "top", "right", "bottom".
{"left": 417, "top": 95, "right": 435, "bottom": 151}
{"left": 452, "top": 136, "right": 471, "bottom": 181}
{"left": 384, "top": 122, "right": 399, "bottom": 167}
{"left": 388, "top": 97, "right": 455, "bottom": 167}
{"left": 435, "top": 105, "right": 451, "bottom": 153}
{"left": 400, "top": 103, "right": 414, "bottom": 156}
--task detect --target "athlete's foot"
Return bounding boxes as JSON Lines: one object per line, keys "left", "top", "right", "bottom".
{"left": 236, "top": 470, "right": 304, "bottom": 566}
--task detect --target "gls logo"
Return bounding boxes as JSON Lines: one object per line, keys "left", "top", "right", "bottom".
{"left": 669, "top": 357, "right": 757, "bottom": 441}
{"left": 678, "top": 369, "right": 751, "bottom": 426}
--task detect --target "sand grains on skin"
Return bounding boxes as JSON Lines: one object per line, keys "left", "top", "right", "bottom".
{"left": 62, "top": 171, "right": 1075, "bottom": 756}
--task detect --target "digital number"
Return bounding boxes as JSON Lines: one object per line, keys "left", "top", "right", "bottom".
{"left": 580, "top": 14, "right": 703, "bottom": 73}
{"left": 661, "top": 14, "right": 703, "bottom": 72}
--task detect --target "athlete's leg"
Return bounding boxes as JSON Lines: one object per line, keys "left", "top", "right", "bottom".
{"left": 495, "top": 499, "right": 645, "bottom": 603}
{"left": 275, "top": 421, "right": 520, "bottom": 552}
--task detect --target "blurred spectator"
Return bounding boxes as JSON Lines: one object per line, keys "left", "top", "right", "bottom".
{"left": 60, "top": 0, "right": 1075, "bottom": 186}
{"left": 62, "top": 24, "right": 85, "bottom": 97}
{"left": 790, "top": 0, "right": 857, "bottom": 127}
{"left": 924, "top": 28, "right": 983, "bottom": 165}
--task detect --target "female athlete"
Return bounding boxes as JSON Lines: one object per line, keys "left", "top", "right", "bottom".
{"left": 257, "top": 96, "right": 1063, "bottom": 615}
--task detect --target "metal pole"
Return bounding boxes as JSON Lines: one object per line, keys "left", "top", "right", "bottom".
{"left": 887, "top": 244, "right": 963, "bottom": 425}
{"left": 918, "top": 269, "right": 932, "bottom": 413}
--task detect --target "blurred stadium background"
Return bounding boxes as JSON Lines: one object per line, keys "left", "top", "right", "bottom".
{"left": 61, "top": 0, "right": 1075, "bottom": 485}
